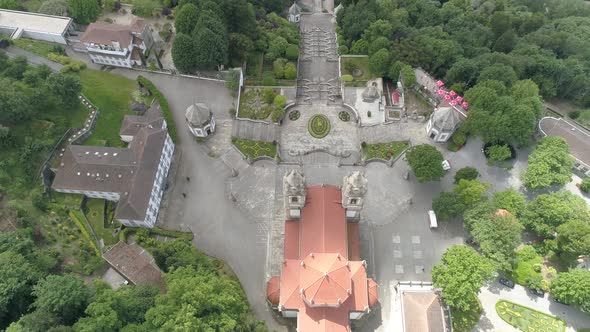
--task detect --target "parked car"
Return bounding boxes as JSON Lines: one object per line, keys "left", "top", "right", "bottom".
{"left": 498, "top": 277, "right": 515, "bottom": 289}
{"left": 529, "top": 288, "right": 545, "bottom": 297}
{"left": 553, "top": 297, "right": 568, "bottom": 305}
{"left": 442, "top": 160, "right": 451, "bottom": 171}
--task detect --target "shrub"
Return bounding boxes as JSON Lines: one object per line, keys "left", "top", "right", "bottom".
{"left": 455, "top": 167, "right": 479, "bottom": 183}
{"left": 284, "top": 62, "right": 297, "bottom": 80}
{"left": 261, "top": 71, "right": 277, "bottom": 86}
{"left": 285, "top": 44, "right": 299, "bottom": 60}
{"left": 273, "top": 58, "right": 287, "bottom": 79}
{"left": 580, "top": 178, "right": 590, "bottom": 193}
{"left": 341, "top": 74, "right": 353, "bottom": 82}
{"left": 338, "top": 45, "right": 349, "bottom": 55}
{"left": 569, "top": 111, "right": 581, "bottom": 119}
{"left": 271, "top": 108, "right": 285, "bottom": 123}
{"left": 261, "top": 88, "right": 276, "bottom": 104}
{"left": 452, "top": 131, "right": 467, "bottom": 146}
{"left": 137, "top": 75, "right": 178, "bottom": 143}
{"left": 273, "top": 95, "right": 287, "bottom": 109}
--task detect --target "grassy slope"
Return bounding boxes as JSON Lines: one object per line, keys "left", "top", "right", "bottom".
{"left": 341, "top": 56, "right": 372, "bottom": 81}
{"left": 12, "top": 38, "right": 60, "bottom": 57}
{"left": 77, "top": 69, "right": 135, "bottom": 147}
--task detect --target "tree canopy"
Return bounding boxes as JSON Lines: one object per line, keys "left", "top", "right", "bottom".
{"left": 432, "top": 245, "right": 494, "bottom": 312}
{"left": 336, "top": 0, "right": 590, "bottom": 107}
{"left": 522, "top": 137, "right": 574, "bottom": 189}
{"left": 550, "top": 269, "right": 590, "bottom": 312}
{"left": 67, "top": 0, "right": 100, "bottom": 25}
{"left": 406, "top": 144, "right": 444, "bottom": 182}
{"left": 32, "top": 275, "right": 89, "bottom": 324}
{"left": 521, "top": 190, "right": 590, "bottom": 237}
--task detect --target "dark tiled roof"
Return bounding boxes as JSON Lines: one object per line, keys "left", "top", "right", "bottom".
{"left": 53, "top": 103, "right": 168, "bottom": 221}
{"left": 120, "top": 102, "right": 164, "bottom": 136}
{"left": 81, "top": 18, "right": 146, "bottom": 49}
{"left": 402, "top": 291, "right": 447, "bottom": 332}
{"left": 103, "top": 242, "right": 165, "bottom": 290}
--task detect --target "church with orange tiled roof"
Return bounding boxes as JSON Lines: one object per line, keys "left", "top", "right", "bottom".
{"left": 266, "top": 170, "right": 378, "bottom": 331}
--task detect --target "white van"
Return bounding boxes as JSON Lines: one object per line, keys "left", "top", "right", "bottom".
{"left": 428, "top": 210, "right": 438, "bottom": 229}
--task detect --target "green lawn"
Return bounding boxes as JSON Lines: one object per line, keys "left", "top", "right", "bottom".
{"left": 341, "top": 56, "right": 372, "bottom": 81}
{"left": 22, "top": 0, "right": 43, "bottom": 11}
{"left": 77, "top": 69, "right": 136, "bottom": 147}
{"left": 496, "top": 300, "right": 566, "bottom": 332}
{"left": 84, "top": 199, "right": 119, "bottom": 246}
{"left": 232, "top": 138, "right": 277, "bottom": 159}
{"left": 363, "top": 141, "right": 410, "bottom": 160}
{"left": 12, "top": 38, "right": 61, "bottom": 58}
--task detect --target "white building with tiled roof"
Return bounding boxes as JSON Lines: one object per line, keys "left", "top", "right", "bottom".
{"left": 77, "top": 17, "right": 154, "bottom": 68}
{"left": 52, "top": 102, "right": 174, "bottom": 228}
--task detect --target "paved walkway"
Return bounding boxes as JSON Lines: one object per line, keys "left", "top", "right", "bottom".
{"left": 478, "top": 281, "right": 590, "bottom": 332}
{"left": 3, "top": 46, "right": 63, "bottom": 71}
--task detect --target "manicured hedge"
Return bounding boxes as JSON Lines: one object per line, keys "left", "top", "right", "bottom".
{"left": 137, "top": 75, "right": 178, "bottom": 143}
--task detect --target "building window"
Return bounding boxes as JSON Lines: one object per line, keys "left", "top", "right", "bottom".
{"left": 350, "top": 198, "right": 358, "bottom": 205}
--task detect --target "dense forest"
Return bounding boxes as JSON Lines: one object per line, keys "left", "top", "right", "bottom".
{"left": 171, "top": 0, "right": 299, "bottom": 72}
{"left": 337, "top": 0, "right": 590, "bottom": 107}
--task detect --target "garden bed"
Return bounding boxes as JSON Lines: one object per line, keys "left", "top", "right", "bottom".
{"left": 341, "top": 56, "right": 371, "bottom": 81}
{"left": 232, "top": 138, "right": 277, "bottom": 160}
{"left": 496, "top": 300, "right": 566, "bottom": 332}
{"left": 308, "top": 114, "right": 331, "bottom": 138}
{"left": 362, "top": 141, "right": 410, "bottom": 160}
{"left": 238, "top": 88, "right": 283, "bottom": 121}
{"left": 84, "top": 199, "right": 119, "bottom": 246}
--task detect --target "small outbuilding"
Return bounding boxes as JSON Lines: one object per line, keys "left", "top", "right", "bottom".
{"left": 185, "top": 103, "right": 215, "bottom": 138}
{"left": 288, "top": 2, "right": 301, "bottom": 23}
{"left": 425, "top": 102, "right": 466, "bottom": 143}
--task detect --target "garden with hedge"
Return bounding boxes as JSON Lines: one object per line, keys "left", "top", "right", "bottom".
{"left": 238, "top": 88, "right": 287, "bottom": 122}
{"left": 308, "top": 114, "right": 331, "bottom": 138}
{"left": 362, "top": 141, "right": 409, "bottom": 161}
{"left": 232, "top": 138, "right": 277, "bottom": 160}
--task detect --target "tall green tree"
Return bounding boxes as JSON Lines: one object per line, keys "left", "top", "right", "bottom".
{"left": 522, "top": 137, "right": 574, "bottom": 189}
{"left": 557, "top": 219, "right": 590, "bottom": 257}
{"left": 492, "top": 189, "right": 526, "bottom": 217}
{"left": 521, "top": 190, "right": 590, "bottom": 237}
{"left": 32, "top": 275, "right": 89, "bottom": 324}
{"left": 471, "top": 213, "right": 524, "bottom": 271}
{"left": 171, "top": 33, "right": 197, "bottom": 73}
{"left": 0, "top": 252, "right": 40, "bottom": 327}
{"left": 368, "top": 48, "right": 390, "bottom": 77}
{"left": 550, "top": 269, "right": 590, "bottom": 312}
{"left": 432, "top": 245, "right": 494, "bottom": 312}
{"left": 144, "top": 266, "right": 254, "bottom": 331}
{"left": 193, "top": 28, "right": 228, "bottom": 70}
{"left": 46, "top": 73, "right": 82, "bottom": 109}
{"left": 406, "top": 144, "right": 445, "bottom": 182}
{"left": 67, "top": 0, "right": 100, "bottom": 24}
{"left": 432, "top": 192, "right": 466, "bottom": 221}
{"left": 453, "top": 179, "right": 489, "bottom": 206}
{"left": 174, "top": 4, "right": 199, "bottom": 35}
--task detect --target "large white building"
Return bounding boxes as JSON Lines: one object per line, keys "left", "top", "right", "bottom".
{"left": 0, "top": 9, "right": 74, "bottom": 44}
{"left": 77, "top": 17, "right": 154, "bottom": 68}
{"left": 52, "top": 103, "right": 174, "bottom": 228}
